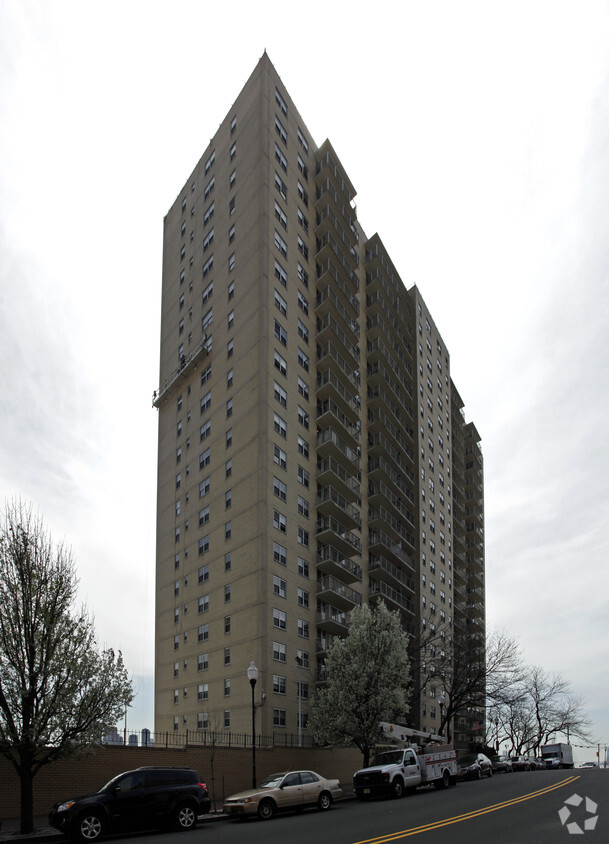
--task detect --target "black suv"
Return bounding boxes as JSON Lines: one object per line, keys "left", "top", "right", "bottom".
{"left": 49, "top": 766, "right": 211, "bottom": 841}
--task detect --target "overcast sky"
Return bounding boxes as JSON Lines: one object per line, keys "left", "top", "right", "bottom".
{"left": 0, "top": 0, "right": 607, "bottom": 760}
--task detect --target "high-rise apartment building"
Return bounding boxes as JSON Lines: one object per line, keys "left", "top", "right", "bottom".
{"left": 153, "top": 53, "right": 485, "bottom": 745}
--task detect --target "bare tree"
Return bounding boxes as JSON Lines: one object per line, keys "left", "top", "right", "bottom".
{"left": 410, "top": 623, "right": 523, "bottom": 743}
{"left": 310, "top": 602, "right": 411, "bottom": 766}
{"left": 0, "top": 500, "right": 133, "bottom": 833}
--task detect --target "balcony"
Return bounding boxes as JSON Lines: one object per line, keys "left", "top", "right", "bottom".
{"left": 316, "top": 603, "right": 350, "bottom": 635}
{"left": 316, "top": 455, "right": 360, "bottom": 502}
{"left": 317, "top": 576, "right": 362, "bottom": 610}
{"left": 316, "top": 369, "right": 360, "bottom": 417}
{"left": 316, "top": 515, "right": 362, "bottom": 556}
{"left": 369, "top": 529, "right": 414, "bottom": 567}
{"left": 317, "top": 427, "right": 360, "bottom": 472}
{"left": 152, "top": 335, "right": 211, "bottom": 407}
{"left": 316, "top": 313, "right": 360, "bottom": 365}
{"left": 316, "top": 545, "right": 362, "bottom": 584}
{"left": 317, "top": 398, "right": 360, "bottom": 446}
{"left": 368, "top": 553, "right": 415, "bottom": 591}
{"left": 369, "top": 580, "right": 414, "bottom": 616}
{"left": 316, "top": 485, "right": 361, "bottom": 530}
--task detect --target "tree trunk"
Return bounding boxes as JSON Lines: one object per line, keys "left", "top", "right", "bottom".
{"left": 20, "top": 757, "right": 35, "bottom": 834}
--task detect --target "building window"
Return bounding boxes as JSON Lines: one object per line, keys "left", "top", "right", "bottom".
{"left": 273, "top": 444, "right": 287, "bottom": 470}
{"left": 274, "top": 259, "right": 287, "bottom": 287}
{"left": 273, "top": 476, "right": 287, "bottom": 502}
{"left": 274, "top": 351, "right": 287, "bottom": 376}
{"left": 297, "top": 588, "right": 309, "bottom": 608}
{"left": 199, "top": 477, "right": 210, "bottom": 499}
{"left": 225, "top": 489, "right": 232, "bottom": 509}
{"left": 297, "top": 618, "right": 309, "bottom": 638}
{"left": 273, "top": 608, "right": 287, "bottom": 630}
{"left": 273, "top": 542, "right": 287, "bottom": 566}
{"left": 197, "top": 684, "right": 208, "bottom": 701}
{"left": 273, "top": 413, "right": 287, "bottom": 438}
{"left": 274, "top": 380, "right": 287, "bottom": 407}
{"left": 225, "top": 521, "right": 232, "bottom": 540}
{"left": 273, "top": 510, "right": 287, "bottom": 533}
{"left": 273, "top": 674, "right": 286, "bottom": 694}
{"left": 273, "top": 575, "right": 287, "bottom": 598}
{"left": 298, "top": 348, "right": 309, "bottom": 371}
{"left": 297, "top": 526, "right": 309, "bottom": 547}
{"left": 198, "top": 624, "right": 209, "bottom": 642}
{"left": 273, "top": 708, "right": 286, "bottom": 728}
{"left": 273, "top": 641, "right": 286, "bottom": 662}
{"left": 297, "top": 496, "right": 309, "bottom": 518}
{"left": 298, "top": 406, "right": 309, "bottom": 429}
{"left": 274, "top": 320, "right": 287, "bottom": 347}
{"left": 198, "top": 535, "right": 210, "bottom": 556}
{"left": 197, "top": 653, "right": 209, "bottom": 671}
{"left": 198, "top": 594, "right": 209, "bottom": 613}
{"left": 224, "top": 679, "right": 231, "bottom": 697}
{"left": 274, "top": 289, "right": 287, "bottom": 316}
{"left": 274, "top": 230, "right": 288, "bottom": 259}
{"left": 298, "top": 556, "right": 309, "bottom": 578}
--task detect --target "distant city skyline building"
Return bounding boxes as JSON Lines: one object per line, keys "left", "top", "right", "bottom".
{"left": 153, "top": 52, "right": 485, "bottom": 748}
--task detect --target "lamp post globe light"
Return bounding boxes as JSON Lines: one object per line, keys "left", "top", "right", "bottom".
{"left": 247, "top": 661, "right": 258, "bottom": 788}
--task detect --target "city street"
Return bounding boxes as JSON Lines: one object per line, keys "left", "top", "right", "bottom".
{"left": 105, "top": 769, "right": 608, "bottom": 844}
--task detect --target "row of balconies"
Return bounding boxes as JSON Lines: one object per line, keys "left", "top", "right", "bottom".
{"left": 315, "top": 205, "right": 359, "bottom": 266}
{"left": 316, "top": 341, "right": 360, "bottom": 390}
{"left": 317, "top": 397, "right": 361, "bottom": 445}
{"left": 316, "top": 313, "right": 360, "bottom": 363}
{"left": 316, "top": 257, "right": 359, "bottom": 314}
{"left": 316, "top": 284, "right": 360, "bottom": 339}
{"left": 368, "top": 479, "right": 415, "bottom": 525}
{"left": 316, "top": 455, "right": 361, "bottom": 501}
{"left": 366, "top": 334, "right": 413, "bottom": 378}
{"left": 368, "top": 456, "right": 415, "bottom": 500}
{"left": 316, "top": 484, "right": 361, "bottom": 530}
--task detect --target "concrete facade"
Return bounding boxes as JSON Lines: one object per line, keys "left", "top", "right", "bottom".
{"left": 154, "top": 53, "right": 485, "bottom": 746}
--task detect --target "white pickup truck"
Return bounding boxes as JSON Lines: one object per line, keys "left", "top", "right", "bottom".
{"left": 353, "top": 743, "right": 458, "bottom": 799}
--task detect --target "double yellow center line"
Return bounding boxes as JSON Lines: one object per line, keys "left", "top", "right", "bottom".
{"left": 353, "top": 775, "right": 581, "bottom": 842}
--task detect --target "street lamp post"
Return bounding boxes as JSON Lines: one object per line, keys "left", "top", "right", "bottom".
{"left": 247, "top": 661, "right": 258, "bottom": 788}
{"left": 494, "top": 716, "right": 499, "bottom": 751}
{"left": 438, "top": 692, "right": 445, "bottom": 739}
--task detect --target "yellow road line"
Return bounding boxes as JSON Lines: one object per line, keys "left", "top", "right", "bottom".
{"left": 352, "top": 775, "right": 581, "bottom": 843}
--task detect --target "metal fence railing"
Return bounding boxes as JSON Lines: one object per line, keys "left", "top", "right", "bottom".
{"left": 102, "top": 728, "right": 317, "bottom": 750}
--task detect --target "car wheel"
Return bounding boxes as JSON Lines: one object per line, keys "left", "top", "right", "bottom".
{"left": 75, "top": 813, "right": 105, "bottom": 842}
{"left": 317, "top": 792, "right": 332, "bottom": 811}
{"left": 476, "top": 769, "right": 482, "bottom": 780}
{"left": 391, "top": 778, "right": 404, "bottom": 798}
{"left": 487, "top": 767, "right": 493, "bottom": 778}
{"left": 175, "top": 802, "right": 197, "bottom": 831}
{"left": 257, "top": 799, "right": 276, "bottom": 820}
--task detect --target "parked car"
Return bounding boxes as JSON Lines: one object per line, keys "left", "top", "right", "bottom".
{"left": 49, "top": 766, "right": 211, "bottom": 841}
{"left": 532, "top": 757, "right": 546, "bottom": 770}
{"left": 457, "top": 753, "right": 493, "bottom": 780}
{"left": 223, "top": 770, "right": 342, "bottom": 820}
{"left": 578, "top": 762, "right": 597, "bottom": 768}
{"left": 511, "top": 756, "right": 532, "bottom": 771}
{"left": 491, "top": 754, "right": 513, "bottom": 773}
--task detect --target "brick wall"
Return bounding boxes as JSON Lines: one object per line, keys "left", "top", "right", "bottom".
{"left": 0, "top": 744, "right": 361, "bottom": 820}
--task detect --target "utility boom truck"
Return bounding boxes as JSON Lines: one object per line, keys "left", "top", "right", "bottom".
{"left": 353, "top": 722, "right": 458, "bottom": 799}
{"left": 541, "top": 743, "right": 574, "bottom": 769}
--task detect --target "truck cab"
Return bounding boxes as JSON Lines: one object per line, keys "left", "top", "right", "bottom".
{"left": 353, "top": 748, "right": 421, "bottom": 799}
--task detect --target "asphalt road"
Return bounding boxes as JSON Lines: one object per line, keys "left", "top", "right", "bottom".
{"left": 83, "top": 769, "right": 609, "bottom": 844}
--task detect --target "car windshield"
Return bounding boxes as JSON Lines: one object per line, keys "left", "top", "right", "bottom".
{"left": 460, "top": 755, "right": 477, "bottom": 766}
{"left": 371, "top": 751, "right": 404, "bottom": 766}
{"left": 258, "top": 773, "right": 287, "bottom": 788}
